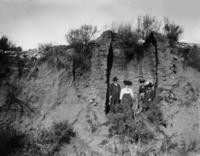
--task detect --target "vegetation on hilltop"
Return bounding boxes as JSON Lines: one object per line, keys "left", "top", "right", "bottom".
{"left": 65, "top": 25, "right": 97, "bottom": 80}
{"left": 110, "top": 15, "right": 183, "bottom": 62}
{"left": 178, "top": 44, "right": 200, "bottom": 71}
{"left": 163, "top": 18, "right": 183, "bottom": 46}
{"left": 0, "top": 35, "right": 22, "bottom": 52}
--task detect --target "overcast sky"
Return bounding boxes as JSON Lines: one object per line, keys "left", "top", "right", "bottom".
{"left": 0, "top": 0, "right": 200, "bottom": 50}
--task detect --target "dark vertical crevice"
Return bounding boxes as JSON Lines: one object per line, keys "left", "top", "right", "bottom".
{"left": 150, "top": 32, "right": 159, "bottom": 98}
{"left": 72, "top": 58, "right": 76, "bottom": 82}
{"left": 105, "top": 32, "right": 114, "bottom": 114}
{"left": 154, "top": 42, "right": 158, "bottom": 98}
{"left": 144, "top": 32, "right": 159, "bottom": 98}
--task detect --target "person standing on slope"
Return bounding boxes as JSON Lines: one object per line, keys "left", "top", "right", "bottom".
{"left": 120, "top": 80, "right": 136, "bottom": 114}
{"left": 109, "top": 77, "right": 121, "bottom": 113}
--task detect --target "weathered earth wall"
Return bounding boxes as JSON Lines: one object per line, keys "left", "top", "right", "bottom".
{"left": 0, "top": 31, "right": 200, "bottom": 156}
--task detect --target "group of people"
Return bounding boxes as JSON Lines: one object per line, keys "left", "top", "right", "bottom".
{"left": 109, "top": 76, "right": 136, "bottom": 113}
{"left": 109, "top": 76, "right": 154, "bottom": 114}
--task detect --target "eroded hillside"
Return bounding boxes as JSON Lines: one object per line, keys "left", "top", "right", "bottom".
{"left": 0, "top": 31, "right": 200, "bottom": 156}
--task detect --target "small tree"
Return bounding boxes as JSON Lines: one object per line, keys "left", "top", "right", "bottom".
{"left": 65, "top": 24, "right": 97, "bottom": 59}
{"left": 112, "top": 23, "right": 140, "bottom": 62}
{"left": 0, "top": 36, "right": 22, "bottom": 51}
{"left": 0, "top": 36, "right": 12, "bottom": 51}
{"left": 66, "top": 25, "right": 97, "bottom": 45}
{"left": 137, "top": 15, "right": 161, "bottom": 39}
{"left": 65, "top": 25, "right": 97, "bottom": 79}
{"left": 163, "top": 18, "right": 183, "bottom": 43}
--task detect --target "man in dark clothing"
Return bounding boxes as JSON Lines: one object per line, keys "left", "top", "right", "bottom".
{"left": 109, "top": 77, "right": 121, "bottom": 113}
{"left": 138, "top": 78, "right": 146, "bottom": 112}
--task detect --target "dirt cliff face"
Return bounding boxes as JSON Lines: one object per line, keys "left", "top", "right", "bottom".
{"left": 156, "top": 43, "right": 200, "bottom": 155}
{"left": 0, "top": 31, "right": 200, "bottom": 156}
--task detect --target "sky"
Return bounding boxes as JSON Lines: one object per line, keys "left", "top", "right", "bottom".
{"left": 0, "top": 0, "right": 200, "bottom": 50}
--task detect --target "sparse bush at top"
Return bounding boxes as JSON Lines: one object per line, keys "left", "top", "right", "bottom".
{"left": 0, "top": 35, "right": 22, "bottom": 51}
{"left": 137, "top": 15, "right": 161, "bottom": 39}
{"left": 38, "top": 43, "right": 53, "bottom": 51}
{"left": 65, "top": 25, "right": 97, "bottom": 77}
{"left": 185, "top": 45, "right": 200, "bottom": 71}
{"left": 163, "top": 18, "right": 183, "bottom": 44}
{"left": 66, "top": 25, "right": 97, "bottom": 45}
{"left": 111, "top": 23, "right": 145, "bottom": 62}
{"left": 114, "top": 23, "right": 139, "bottom": 61}
{"left": 65, "top": 24, "right": 97, "bottom": 59}
{"left": 112, "top": 16, "right": 183, "bottom": 63}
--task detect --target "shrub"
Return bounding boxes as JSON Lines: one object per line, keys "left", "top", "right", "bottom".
{"left": 0, "top": 50, "right": 11, "bottom": 78}
{"left": 39, "top": 47, "right": 71, "bottom": 70}
{"left": 0, "top": 35, "right": 22, "bottom": 51}
{"left": 108, "top": 89, "right": 166, "bottom": 145}
{"left": 111, "top": 16, "right": 161, "bottom": 62}
{"left": 163, "top": 18, "right": 183, "bottom": 44}
{"left": 143, "top": 95, "right": 166, "bottom": 127}
{"left": 1, "top": 90, "right": 35, "bottom": 118}
{"left": 119, "top": 24, "right": 140, "bottom": 61}
{"left": 53, "top": 121, "right": 76, "bottom": 145}
{"left": 66, "top": 25, "right": 97, "bottom": 45}
{"left": 38, "top": 43, "right": 53, "bottom": 51}
{"left": 19, "top": 121, "right": 76, "bottom": 156}
{"left": 65, "top": 25, "right": 97, "bottom": 75}
{"left": 0, "top": 111, "right": 75, "bottom": 156}
{"left": 35, "top": 121, "right": 75, "bottom": 154}
{"left": 0, "top": 48, "right": 34, "bottom": 79}
{"left": 72, "top": 44, "right": 92, "bottom": 71}
{"left": 185, "top": 45, "right": 200, "bottom": 71}
{"left": 112, "top": 23, "right": 141, "bottom": 62}
{"left": 108, "top": 102, "right": 154, "bottom": 144}
{"left": 0, "top": 125, "right": 26, "bottom": 156}
{"left": 137, "top": 15, "right": 161, "bottom": 39}
{"left": 160, "top": 135, "right": 178, "bottom": 153}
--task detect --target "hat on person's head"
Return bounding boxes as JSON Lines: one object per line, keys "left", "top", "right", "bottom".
{"left": 112, "top": 77, "right": 118, "bottom": 82}
{"left": 139, "top": 78, "right": 145, "bottom": 84}
{"left": 145, "top": 80, "right": 154, "bottom": 88}
{"left": 148, "top": 82, "right": 154, "bottom": 88}
{"left": 123, "top": 80, "right": 132, "bottom": 86}
{"left": 144, "top": 81, "right": 150, "bottom": 86}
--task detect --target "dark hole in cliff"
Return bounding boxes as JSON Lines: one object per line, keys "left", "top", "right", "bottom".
{"left": 105, "top": 33, "right": 114, "bottom": 114}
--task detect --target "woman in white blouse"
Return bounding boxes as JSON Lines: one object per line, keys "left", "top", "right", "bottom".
{"left": 120, "top": 80, "right": 136, "bottom": 112}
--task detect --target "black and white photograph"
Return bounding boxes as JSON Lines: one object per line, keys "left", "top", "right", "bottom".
{"left": 0, "top": 0, "right": 200, "bottom": 155}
